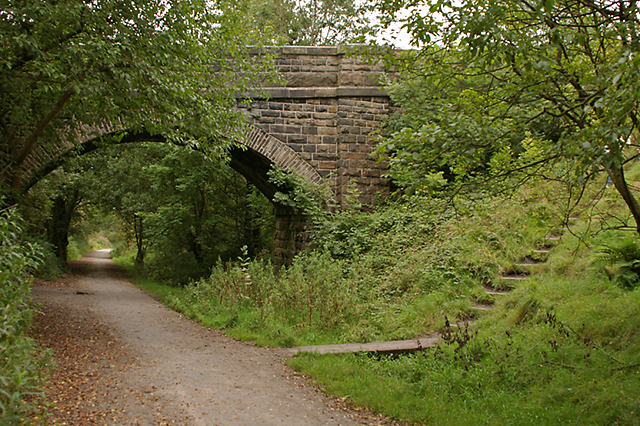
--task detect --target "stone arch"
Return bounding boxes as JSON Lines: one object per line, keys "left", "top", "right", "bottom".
{"left": 227, "top": 126, "right": 323, "bottom": 264}
{"left": 21, "top": 125, "right": 320, "bottom": 264}
{"left": 228, "top": 126, "right": 324, "bottom": 201}
{"left": 22, "top": 124, "right": 323, "bottom": 198}
{"left": 20, "top": 129, "right": 166, "bottom": 195}
{"left": 243, "top": 126, "right": 323, "bottom": 185}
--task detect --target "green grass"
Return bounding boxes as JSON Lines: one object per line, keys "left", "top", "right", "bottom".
{"left": 290, "top": 272, "right": 640, "bottom": 425}
{"left": 111, "top": 171, "right": 640, "bottom": 425}
{"left": 112, "top": 255, "right": 186, "bottom": 304}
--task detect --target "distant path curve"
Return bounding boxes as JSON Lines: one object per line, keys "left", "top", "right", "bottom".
{"left": 31, "top": 250, "right": 392, "bottom": 425}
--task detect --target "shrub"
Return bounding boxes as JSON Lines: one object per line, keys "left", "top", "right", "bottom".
{"left": 593, "top": 234, "right": 640, "bottom": 289}
{"left": 0, "top": 208, "right": 51, "bottom": 425}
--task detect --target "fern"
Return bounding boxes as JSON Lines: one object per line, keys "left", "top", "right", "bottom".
{"left": 593, "top": 237, "right": 640, "bottom": 289}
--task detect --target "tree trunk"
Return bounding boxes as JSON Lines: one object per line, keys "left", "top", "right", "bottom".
{"left": 608, "top": 164, "right": 640, "bottom": 234}
{"left": 49, "top": 189, "right": 80, "bottom": 263}
{"left": 134, "top": 215, "right": 146, "bottom": 265}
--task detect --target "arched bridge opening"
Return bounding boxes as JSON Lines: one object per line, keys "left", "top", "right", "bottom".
{"left": 21, "top": 125, "right": 323, "bottom": 265}
{"left": 228, "top": 127, "right": 325, "bottom": 263}
{"left": 14, "top": 46, "right": 395, "bottom": 264}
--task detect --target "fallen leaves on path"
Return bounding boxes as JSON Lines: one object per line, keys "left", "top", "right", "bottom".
{"left": 29, "top": 259, "right": 405, "bottom": 426}
{"left": 29, "top": 276, "right": 189, "bottom": 425}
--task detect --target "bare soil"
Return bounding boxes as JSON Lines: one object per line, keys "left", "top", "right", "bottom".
{"left": 30, "top": 250, "right": 397, "bottom": 426}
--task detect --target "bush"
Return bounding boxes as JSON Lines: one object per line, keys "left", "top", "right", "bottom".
{"left": 146, "top": 250, "right": 205, "bottom": 286}
{"left": 32, "top": 240, "right": 65, "bottom": 280}
{"left": 0, "top": 208, "right": 51, "bottom": 425}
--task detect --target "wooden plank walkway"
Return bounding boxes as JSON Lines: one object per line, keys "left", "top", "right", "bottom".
{"left": 288, "top": 334, "right": 440, "bottom": 356}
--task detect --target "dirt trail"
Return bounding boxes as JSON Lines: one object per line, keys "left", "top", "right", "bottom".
{"left": 31, "top": 250, "right": 393, "bottom": 426}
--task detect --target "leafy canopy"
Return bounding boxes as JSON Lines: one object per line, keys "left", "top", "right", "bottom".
{"left": 375, "top": 0, "right": 640, "bottom": 230}
{"left": 1, "top": 0, "right": 272, "bottom": 193}
{"left": 250, "top": 0, "right": 372, "bottom": 45}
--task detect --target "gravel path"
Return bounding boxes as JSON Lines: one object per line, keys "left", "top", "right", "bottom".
{"left": 30, "top": 250, "right": 393, "bottom": 426}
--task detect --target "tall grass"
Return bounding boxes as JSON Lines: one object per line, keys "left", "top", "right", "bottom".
{"left": 169, "top": 252, "right": 359, "bottom": 346}
{"left": 128, "top": 168, "right": 640, "bottom": 424}
{"left": 291, "top": 272, "right": 640, "bottom": 425}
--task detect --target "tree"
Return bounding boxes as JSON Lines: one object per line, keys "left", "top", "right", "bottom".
{"left": 49, "top": 186, "right": 82, "bottom": 262}
{"left": 250, "top": 0, "right": 372, "bottom": 45}
{"left": 52, "top": 143, "right": 275, "bottom": 281}
{"left": 90, "top": 145, "right": 163, "bottom": 265}
{"left": 375, "top": 0, "right": 640, "bottom": 231}
{"left": 0, "top": 0, "right": 269, "bottom": 198}
{"left": 23, "top": 154, "right": 110, "bottom": 263}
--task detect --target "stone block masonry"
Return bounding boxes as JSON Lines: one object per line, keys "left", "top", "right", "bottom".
{"left": 238, "top": 46, "right": 391, "bottom": 209}
{"left": 16, "top": 46, "right": 395, "bottom": 265}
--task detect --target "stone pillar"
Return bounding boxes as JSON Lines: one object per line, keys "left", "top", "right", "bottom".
{"left": 273, "top": 205, "right": 311, "bottom": 266}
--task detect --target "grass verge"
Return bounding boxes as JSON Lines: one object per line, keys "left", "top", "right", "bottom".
{"left": 111, "top": 255, "right": 187, "bottom": 304}
{"left": 111, "top": 174, "right": 640, "bottom": 425}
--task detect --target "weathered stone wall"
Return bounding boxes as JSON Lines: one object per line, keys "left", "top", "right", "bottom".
{"left": 335, "top": 96, "right": 390, "bottom": 207}
{"left": 272, "top": 206, "right": 311, "bottom": 266}
{"left": 239, "top": 46, "right": 391, "bottom": 208}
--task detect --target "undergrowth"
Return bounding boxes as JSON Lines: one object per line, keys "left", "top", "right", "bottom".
{"left": 123, "top": 167, "right": 640, "bottom": 424}
{"left": 0, "top": 208, "right": 51, "bottom": 425}
{"left": 164, "top": 175, "right": 565, "bottom": 348}
{"left": 285, "top": 175, "right": 640, "bottom": 425}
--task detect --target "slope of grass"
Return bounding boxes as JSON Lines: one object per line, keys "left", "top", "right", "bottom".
{"left": 290, "top": 271, "right": 640, "bottom": 425}
{"left": 286, "top": 176, "right": 640, "bottom": 425}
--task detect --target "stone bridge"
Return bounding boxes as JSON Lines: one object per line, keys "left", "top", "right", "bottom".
{"left": 234, "top": 46, "right": 390, "bottom": 207}
{"left": 19, "top": 46, "right": 393, "bottom": 262}
{"left": 233, "top": 46, "right": 392, "bottom": 261}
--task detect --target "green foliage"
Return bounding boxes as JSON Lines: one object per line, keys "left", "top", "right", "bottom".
{"left": 67, "top": 208, "right": 123, "bottom": 257}
{"left": 268, "top": 165, "right": 332, "bottom": 217}
{"left": 291, "top": 269, "right": 640, "bottom": 425}
{"left": 374, "top": 0, "right": 640, "bottom": 230}
{"left": 292, "top": 298, "right": 640, "bottom": 425}
{"left": 160, "top": 173, "right": 566, "bottom": 346}
{"left": 0, "top": 208, "right": 51, "bottom": 425}
{"left": 593, "top": 234, "right": 640, "bottom": 290}
{"left": 1, "top": 0, "right": 276, "bottom": 195}
{"left": 52, "top": 143, "right": 275, "bottom": 284}
{"left": 280, "top": 168, "right": 640, "bottom": 425}
{"left": 249, "top": 0, "right": 372, "bottom": 45}
{"left": 33, "top": 240, "right": 66, "bottom": 280}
